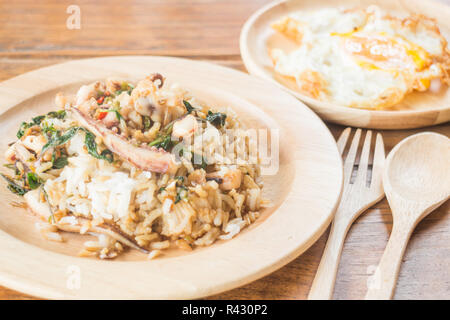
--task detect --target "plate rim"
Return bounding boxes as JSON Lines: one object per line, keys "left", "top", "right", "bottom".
{"left": 0, "top": 55, "right": 343, "bottom": 299}
{"left": 239, "top": 0, "right": 450, "bottom": 129}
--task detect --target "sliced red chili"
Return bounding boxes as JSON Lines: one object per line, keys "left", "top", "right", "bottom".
{"left": 97, "top": 96, "right": 105, "bottom": 104}
{"left": 97, "top": 111, "right": 107, "bottom": 120}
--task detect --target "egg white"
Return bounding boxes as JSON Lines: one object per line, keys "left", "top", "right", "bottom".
{"left": 270, "top": 6, "right": 449, "bottom": 109}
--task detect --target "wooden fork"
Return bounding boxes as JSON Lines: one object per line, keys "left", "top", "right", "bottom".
{"left": 308, "top": 128, "right": 386, "bottom": 300}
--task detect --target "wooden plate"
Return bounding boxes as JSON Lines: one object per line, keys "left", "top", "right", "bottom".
{"left": 0, "top": 56, "right": 342, "bottom": 299}
{"left": 240, "top": 0, "right": 450, "bottom": 129}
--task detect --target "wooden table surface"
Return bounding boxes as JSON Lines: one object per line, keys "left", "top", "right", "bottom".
{"left": 0, "top": 0, "right": 448, "bottom": 300}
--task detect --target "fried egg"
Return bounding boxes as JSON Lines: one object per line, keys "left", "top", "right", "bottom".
{"left": 270, "top": 6, "right": 450, "bottom": 109}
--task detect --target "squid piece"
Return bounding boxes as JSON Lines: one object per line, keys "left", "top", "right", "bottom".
{"left": 131, "top": 73, "right": 185, "bottom": 125}
{"left": 69, "top": 106, "right": 179, "bottom": 174}
{"left": 75, "top": 81, "right": 105, "bottom": 106}
{"left": 206, "top": 168, "right": 242, "bottom": 190}
{"left": 172, "top": 114, "right": 198, "bottom": 140}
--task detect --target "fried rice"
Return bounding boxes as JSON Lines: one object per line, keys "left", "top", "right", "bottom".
{"left": 2, "top": 74, "right": 263, "bottom": 259}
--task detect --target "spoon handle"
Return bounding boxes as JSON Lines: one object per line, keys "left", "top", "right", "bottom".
{"left": 365, "top": 220, "right": 415, "bottom": 299}
{"left": 308, "top": 216, "right": 351, "bottom": 300}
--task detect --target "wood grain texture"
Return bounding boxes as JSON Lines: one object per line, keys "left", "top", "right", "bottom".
{"left": 365, "top": 132, "right": 450, "bottom": 299}
{"left": 0, "top": 0, "right": 270, "bottom": 57}
{"left": 308, "top": 129, "right": 386, "bottom": 300}
{"left": 0, "top": 0, "right": 449, "bottom": 300}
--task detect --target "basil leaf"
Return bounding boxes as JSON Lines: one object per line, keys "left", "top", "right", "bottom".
{"left": 100, "top": 149, "right": 114, "bottom": 162}
{"left": 1, "top": 173, "right": 28, "bottom": 196}
{"left": 52, "top": 156, "right": 68, "bottom": 169}
{"left": 148, "top": 120, "right": 176, "bottom": 151}
{"left": 32, "top": 115, "right": 45, "bottom": 125}
{"left": 205, "top": 111, "right": 226, "bottom": 128}
{"left": 42, "top": 122, "right": 57, "bottom": 136}
{"left": 16, "top": 111, "right": 58, "bottom": 139}
{"left": 17, "top": 115, "right": 46, "bottom": 139}
{"left": 7, "top": 183, "right": 27, "bottom": 195}
{"left": 41, "top": 126, "right": 79, "bottom": 155}
{"left": 149, "top": 134, "right": 172, "bottom": 151}
{"left": 47, "top": 110, "right": 66, "bottom": 119}
{"left": 26, "top": 172, "right": 41, "bottom": 190}
{"left": 17, "top": 122, "right": 29, "bottom": 139}
{"left": 174, "top": 185, "right": 188, "bottom": 204}
{"left": 41, "top": 127, "right": 113, "bottom": 163}
{"left": 183, "top": 100, "right": 195, "bottom": 114}
{"left": 83, "top": 130, "right": 114, "bottom": 163}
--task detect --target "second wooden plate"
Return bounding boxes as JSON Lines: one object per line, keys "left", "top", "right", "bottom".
{"left": 240, "top": 0, "right": 450, "bottom": 129}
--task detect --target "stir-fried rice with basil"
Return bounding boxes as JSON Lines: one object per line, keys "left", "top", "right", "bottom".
{"left": 2, "top": 74, "right": 263, "bottom": 259}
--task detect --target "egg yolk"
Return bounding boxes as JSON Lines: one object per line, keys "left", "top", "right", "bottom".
{"left": 333, "top": 32, "right": 431, "bottom": 72}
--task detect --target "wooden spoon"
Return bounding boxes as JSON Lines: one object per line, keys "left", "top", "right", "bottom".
{"left": 365, "top": 132, "right": 450, "bottom": 299}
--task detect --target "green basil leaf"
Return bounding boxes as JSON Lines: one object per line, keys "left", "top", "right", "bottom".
{"left": 183, "top": 100, "right": 195, "bottom": 114}
{"left": 174, "top": 185, "right": 188, "bottom": 204}
{"left": 17, "top": 122, "right": 29, "bottom": 139}
{"left": 149, "top": 134, "right": 173, "bottom": 151}
{"left": 52, "top": 156, "right": 68, "bottom": 169}
{"left": 42, "top": 122, "right": 57, "bottom": 136}
{"left": 41, "top": 126, "right": 79, "bottom": 155}
{"left": 32, "top": 115, "right": 45, "bottom": 125}
{"left": 83, "top": 130, "right": 114, "bottom": 163}
{"left": 41, "top": 127, "right": 113, "bottom": 163}
{"left": 1, "top": 173, "right": 28, "bottom": 196}
{"left": 47, "top": 110, "right": 66, "bottom": 119}
{"left": 26, "top": 172, "right": 41, "bottom": 190}
{"left": 205, "top": 111, "right": 226, "bottom": 128}
{"left": 16, "top": 111, "right": 57, "bottom": 139}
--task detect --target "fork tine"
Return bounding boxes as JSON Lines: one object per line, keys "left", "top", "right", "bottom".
{"left": 355, "top": 130, "right": 372, "bottom": 186}
{"left": 337, "top": 127, "right": 351, "bottom": 156}
{"left": 370, "top": 133, "right": 385, "bottom": 189}
{"left": 343, "top": 128, "right": 361, "bottom": 184}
